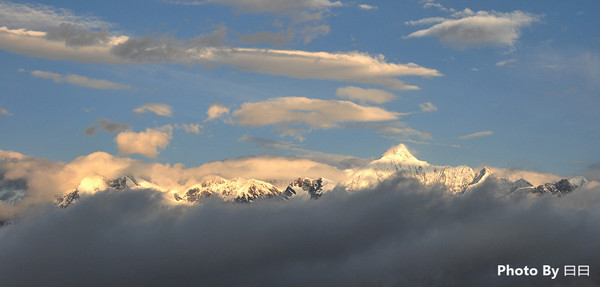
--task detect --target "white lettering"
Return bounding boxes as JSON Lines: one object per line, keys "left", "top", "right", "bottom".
{"left": 543, "top": 265, "right": 559, "bottom": 279}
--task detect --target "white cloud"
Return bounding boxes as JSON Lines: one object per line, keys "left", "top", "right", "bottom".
{"left": 0, "top": 106, "right": 13, "bottom": 117}
{"left": 205, "top": 104, "right": 230, "bottom": 121}
{"left": 114, "top": 127, "right": 173, "bottom": 158}
{"left": 133, "top": 103, "right": 174, "bottom": 118}
{"left": 406, "top": 10, "right": 541, "bottom": 49}
{"left": 335, "top": 86, "right": 397, "bottom": 104}
{"left": 358, "top": 4, "right": 377, "bottom": 10}
{"left": 195, "top": 48, "right": 441, "bottom": 91}
{"left": 496, "top": 59, "right": 516, "bottom": 66}
{"left": 458, "top": 130, "right": 493, "bottom": 140}
{"left": 419, "top": 102, "right": 438, "bottom": 112}
{"left": 30, "top": 69, "right": 131, "bottom": 90}
{"left": 232, "top": 97, "right": 401, "bottom": 134}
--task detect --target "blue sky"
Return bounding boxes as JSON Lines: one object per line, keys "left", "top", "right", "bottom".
{"left": 0, "top": 0, "right": 599, "bottom": 176}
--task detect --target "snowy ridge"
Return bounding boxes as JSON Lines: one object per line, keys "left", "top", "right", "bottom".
{"left": 52, "top": 144, "right": 590, "bottom": 208}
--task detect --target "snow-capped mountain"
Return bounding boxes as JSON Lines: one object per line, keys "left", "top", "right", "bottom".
{"left": 0, "top": 178, "right": 26, "bottom": 205}
{"left": 345, "top": 144, "right": 478, "bottom": 193}
{"left": 54, "top": 144, "right": 590, "bottom": 208}
{"left": 174, "top": 176, "right": 281, "bottom": 203}
{"left": 56, "top": 175, "right": 146, "bottom": 208}
{"left": 344, "top": 144, "right": 588, "bottom": 196}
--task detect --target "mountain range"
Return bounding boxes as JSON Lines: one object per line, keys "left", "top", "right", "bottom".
{"left": 51, "top": 144, "right": 588, "bottom": 208}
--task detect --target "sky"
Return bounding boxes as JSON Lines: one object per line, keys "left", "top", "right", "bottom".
{"left": 1, "top": 0, "right": 599, "bottom": 176}
{"left": 2, "top": 2, "right": 600, "bottom": 285}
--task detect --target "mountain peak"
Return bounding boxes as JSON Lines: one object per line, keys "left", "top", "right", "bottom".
{"left": 378, "top": 144, "right": 428, "bottom": 165}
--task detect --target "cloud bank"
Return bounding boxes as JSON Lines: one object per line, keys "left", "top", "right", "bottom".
{"left": 0, "top": 177, "right": 599, "bottom": 286}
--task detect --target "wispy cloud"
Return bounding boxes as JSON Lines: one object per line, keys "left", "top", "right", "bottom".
{"left": 174, "top": 123, "right": 203, "bottom": 134}
{"left": 496, "top": 59, "right": 516, "bottom": 66}
{"left": 406, "top": 9, "right": 541, "bottom": 49}
{"left": 419, "top": 102, "right": 438, "bottom": 112}
{"left": 458, "top": 130, "right": 493, "bottom": 139}
{"left": 343, "top": 121, "right": 432, "bottom": 142}
{"left": 358, "top": 4, "right": 377, "bottom": 10}
{"left": 114, "top": 126, "right": 173, "bottom": 158}
{"left": 30, "top": 70, "right": 132, "bottom": 90}
{"left": 84, "top": 119, "right": 130, "bottom": 135}
{"left": 133, "top": 103, "right": 173, "bottom": 118}
{"left": 335, "top": 86, "right": 397, "bottom": 104}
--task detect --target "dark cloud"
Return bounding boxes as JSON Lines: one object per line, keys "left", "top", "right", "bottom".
{"left": 85, "top": 119, "right": 130, "bottom": 135}
{"left": 45, "top": 23, "right": 111, "bottom": 47}
{"left": 0, "top": 178, "right": 599, "bottom": 286}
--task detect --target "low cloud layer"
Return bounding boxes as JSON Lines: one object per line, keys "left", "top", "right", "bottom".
{"left": 406, "top": 9, "right": 541, "bottom": 49}
{"left": 0, "top": 177, "right": 599, "bottom": 286}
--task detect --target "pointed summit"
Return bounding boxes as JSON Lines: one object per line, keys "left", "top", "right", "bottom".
{"left": 377, "top": 144, "right": 428, "bottom": 165}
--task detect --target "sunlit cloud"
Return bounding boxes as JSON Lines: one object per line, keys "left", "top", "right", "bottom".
{"left": 231, "top": 97, "right": 402, "bottom": 137}
{"left": 114, "top": 127, "right": 173, "bottom": 158}
{"left": 194, "top": 48, "right": 440, "bottom": 91}
{"left": 205, "top": 104, "right": 230, "bottom": 122}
